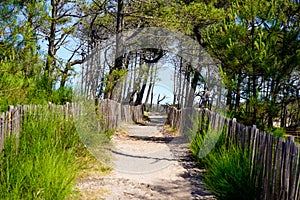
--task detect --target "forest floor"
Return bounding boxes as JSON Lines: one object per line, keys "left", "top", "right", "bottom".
{"left": 75, "top": 112, "right": 215, "bottom": 200}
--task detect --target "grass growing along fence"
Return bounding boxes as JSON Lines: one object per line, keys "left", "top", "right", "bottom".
{"left": 0, "top": 99, "right": 144, "bottom": 199}
{"left": 204, "top": 146, "right": 256, "bottom": 200}
{"left": 187, "top": 110, "right": 257, "bottom": 199}
{"left": 0, "top": 109, "right": 82, "bottom": 200}
{"left": 168, "top": 106, "right": 300, "bottom": 200}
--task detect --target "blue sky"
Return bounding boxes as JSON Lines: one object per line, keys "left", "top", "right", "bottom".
{"left": 150, "top": 66, "right": 175, "bottom": 104}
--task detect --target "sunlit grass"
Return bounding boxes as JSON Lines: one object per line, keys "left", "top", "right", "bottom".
{"left": 0, "top": 108, "right": 112, "bottom": 200}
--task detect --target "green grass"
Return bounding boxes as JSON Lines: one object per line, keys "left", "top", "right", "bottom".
{"left": 0, "top": 109, "right": 85, "bottom": 200}
{"left": 189, "top": 113, "right": 257, "bottom": 199}
{"left": 189, "top": 113, "right": 226, "bottom": 162}
{"left": 268, "top": 127, "right": 286, "bottom": 137}
{"left": 203, "top": 146, "right": 257, "bottom": 200}
{"left": 73, "top": 102, "right": 114, "bottom": 165}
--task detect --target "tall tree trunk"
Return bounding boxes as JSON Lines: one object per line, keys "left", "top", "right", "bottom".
{"left": 181, "top": 71, "right": 186, "bottom": 108}
{"left": 150, "top": 64, "right": 158, "bottom": 109}
{"left": 251, "top": 16, "right": 257, "bottom": 125}
{"left": 188, "top": 68, "right": 199, "bottom": 107}
{"left": 178, "top": 58, "right": 183, "bottom": 108}
{"left": 246, "top": 76, "right": 251, "bottom": 114}
{"left": 184, "top": 67, "right": 191, "bottom": 107}
{"left": 145, "top": 64, "right": 154, "bottom": 106}
{"left": 45, "top": 0, "right": 57, "bottom": 92}
{"left": 235, "top": 70, "right": 242, "bottom": 112}
{"left": 173, "top": 62, "right": 177, "bottom": 105}
{"left": 114, "top": 0, "right": 124, "bottom": 70}
{"left": 226, "top": 89, "right": 233, "bottom": 111}
{"left": 145, "top": 83, "right": 152, "bottom": 105}
{"left": 135, "top": 62, "right": 151, "bottom": 105}
{"left": 104, "top": 0, "right": 124, "bottom": 99}
{"left": 267, "top": 78, "right": 276, "bottom": 128}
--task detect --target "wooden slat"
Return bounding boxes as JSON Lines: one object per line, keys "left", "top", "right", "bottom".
{"left": 289, "top": 143, "right": 299, "bottom": 200}
{"left": 250, "top": 125, "right": 258, "bottom": 177}
{"left": 0, "top": 113, "right": 4, "bottom": 150}
{"left": 263, "top": 133, "right": 273, "bottom": 200}
{"left": 257, "top": 131, "right": 266, "bottom": 198}
{"left": 295, "top": 144, "right": 300, "bottom": 200}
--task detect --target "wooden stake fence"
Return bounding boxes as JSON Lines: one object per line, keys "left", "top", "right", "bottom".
{"left": 168, "top": 106, "right": 300, "bottom": 200}
{"left": 0, "top": 99, "right": 143, "bottom": 150}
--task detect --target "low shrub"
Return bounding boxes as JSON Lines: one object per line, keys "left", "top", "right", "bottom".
{"left": 269, "top": 127, "right": 286, "bottom": 137}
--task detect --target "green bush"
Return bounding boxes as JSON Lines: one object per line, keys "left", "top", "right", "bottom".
{"left": 203, "top": 146, "right": 257, "bottom": 200}
{"left": 270, "top": 127, "right": 286, "bottom": 137}
{"left": 0, "top": 58, "right": 73, "bottom": 112}
{"left": 0, "top": 110, "right": 82, "bottom": 200}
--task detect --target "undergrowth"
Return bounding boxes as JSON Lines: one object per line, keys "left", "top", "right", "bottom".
{"left": 204, "top": 147, "right": 257, "bottom": 200}
{"left": 0, "top": 108, "right": 110, "bottom": 200}
{"left": 189, "top": 112, "right": 257, "bottom": 199}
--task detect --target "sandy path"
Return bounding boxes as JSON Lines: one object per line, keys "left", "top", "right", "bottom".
{"left": 76, "top": 113, "right": 215, "bottom": 200}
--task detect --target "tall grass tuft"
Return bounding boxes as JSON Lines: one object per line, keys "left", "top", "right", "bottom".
{"left": 203, "top": 146, "right": 257, "bottom": 200}
{"left": 189, "top": 112, "right": 226, "bottom": 162}
{"left": 0, "top": 109, "right": 82, "bottom": 200}
{"left": 189, "top": 113, "right": 257, "bottom": 199}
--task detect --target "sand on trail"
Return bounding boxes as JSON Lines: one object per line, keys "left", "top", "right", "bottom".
{"left": 76, "top": 112, "right": 215, "bottom": 200}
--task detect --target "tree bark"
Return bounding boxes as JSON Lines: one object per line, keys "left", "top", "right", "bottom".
{"left": 104, "top": 0, "right": 124, "bottom": 99}
{"left": 235, "top": 70, "right": 242, "bottom": 112}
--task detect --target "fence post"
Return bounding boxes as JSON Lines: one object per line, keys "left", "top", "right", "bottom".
{"left": 231, "top": 118, "right": 237, "bottom": 144}
{"left": 0, "top": 113, "right": 4, "bottom": 150}
{"left": 293, "top": 145, "right": 300, "bottom": 200}
{"left": 66, "top": 102, "right": 70, "bottom": 121}
{"left": 7, "top": 105, "right": 14, "bottom": 136}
